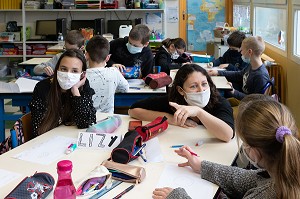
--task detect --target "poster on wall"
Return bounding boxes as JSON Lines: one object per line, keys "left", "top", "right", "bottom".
{"left": 187, "top": 0, "right": 226, "bottom": 51}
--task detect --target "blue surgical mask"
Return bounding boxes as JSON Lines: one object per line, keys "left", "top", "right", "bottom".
{"left": 126, "top": 43, "right": 143, "bottom": 54}
{"left": 241, "top": 55, "right": 250, "bottom": 64}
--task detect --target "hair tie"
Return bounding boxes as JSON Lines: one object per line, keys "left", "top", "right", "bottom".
{"left": 276, "top": 126, "right": 292, "bottom": 143}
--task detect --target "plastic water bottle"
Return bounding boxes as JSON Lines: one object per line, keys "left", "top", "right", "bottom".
{"left": 57, "top": 32, "right": 64, "bottom": 47}
{"left": 54, "top": 160, "right": 76, "bottom": 199}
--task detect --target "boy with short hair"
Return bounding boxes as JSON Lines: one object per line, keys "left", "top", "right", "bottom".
{"left": 33, "top": 30, "right": 85, "bottom": 76}
{"left": 209, "top": 30, "right": 247, "bottom": 71}
{"left": 85, "top": 35, "right": 129, "bottom": 113}
{"left": 107, "top": 24, "right": 153, "bottom": 78}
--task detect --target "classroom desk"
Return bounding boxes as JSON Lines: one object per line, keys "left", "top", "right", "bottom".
{"left": 19, "top": 58, "right": 51, "bottom": 75}
{"left": 47, "top": 43, "right": 64, "bottom": 51}
{"left": 0, "top": 113, "right": 238, "bottom": 198}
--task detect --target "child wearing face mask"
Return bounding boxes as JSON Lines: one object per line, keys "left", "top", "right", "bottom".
{"left": 208, "top": 31, "right": 248, "bottom": 71}
{"left": 33, "top": 30, "right": 85, "bottom": 76}
{"left": 153, "top": 94, "right": 300, "bottom": 199}
{"left": 154, "top": 37, "right": 191, "bottom": 75}
{"left": 106, "top": 24, "right": 154, "bottom": 78}
{"left": 208, "top": 36, "right": 270, "bottom": 100}
{"left": 128, "top": 63, "right": 234, "bottom": 142}
{"left": 29, "top": 49, "right": 96, "bottom": 137}
{"left": 85, "top": 35, "right": 129, "bottom": 113}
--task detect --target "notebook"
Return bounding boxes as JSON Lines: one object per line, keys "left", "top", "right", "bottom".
{"left": 0, "top": 78, "right": 39, "bottom": 93}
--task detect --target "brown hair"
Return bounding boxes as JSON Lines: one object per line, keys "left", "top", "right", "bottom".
{"left": 242, "top": 36, "right": 265, "bottom": 56}
{"left": 169, "top": 63, "right": 220, "bottom": 112}
{"left": 162, "top": 38, "right": 186, "bottom": 50}
{"left": 38, "top": 49, "right": 87, "bottom": 135}
{"left": 129, "top": 24, "right": 150, "bottom": 45}
{"left": 236, "top": 97, "right": 300, "bottom": 199}
{"left": 65, "top": 30, "right": 85, "bottom": 48}
{"left": 227, "top": 31, "right": 246, "bottom": 48}
{"left": 86, "top": 35, "right": 109, "bottom": 63}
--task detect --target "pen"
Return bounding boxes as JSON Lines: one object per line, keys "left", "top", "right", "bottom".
{"left": 112, "top": 184, "right": 135, "bottom": 199}
{"left": 65, "top": 143, "right": 77, "bottom": 154}
{"left": 84, "top": 183, "right": 99, "bottom": 194}
{"left": 186, "top": 148, "right": 199, "bottom": 157}
{"left": 195, "top": 140, "right": 204, "bottom": 147}
{"left": 139, "top": 151, "right": 147, "bottom": 162}
{"left": 170, "top": 145, "right": 184, "bottom": 148}
{"left": 132, "top": 143, "right": 146, "bottom": 156}
{"left": 206, "top": 53, "right": 209, "bottom": 63}
{"left": 129, "top": 87, "right": 141, "bottom": 90}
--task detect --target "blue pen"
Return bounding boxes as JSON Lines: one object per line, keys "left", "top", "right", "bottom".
{"left": 171, "top": 145, "right": 184, "bottom": 148}
{"left": 139, "top": 151, "right": 147, "bottom": 162}
{"left": 132, "top": 143, "right": 146, "bottom": 156}
{"left": 129, "top": 87, "right": 141, "bottom": 90}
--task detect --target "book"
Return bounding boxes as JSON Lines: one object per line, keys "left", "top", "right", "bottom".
{"left": 0, "top": 78, "right": 39, "bottom": 93}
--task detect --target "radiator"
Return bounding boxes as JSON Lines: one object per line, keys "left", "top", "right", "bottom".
{"left": 266, "top": 64, "right": 284, "bottom": 103}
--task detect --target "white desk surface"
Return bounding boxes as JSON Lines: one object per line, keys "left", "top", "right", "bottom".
{"left": 47, "top": 43, "right": 64, "bottom": 51}
{"left": 127, "top": 79, "right": 166, "bottom": 93}
{"left": 19, "top": 58, "right": 51, "bottom": 65}
{"left": 211, "top": 76, "right": 232, "bottom": 90}
{"left": 194, "top": 62, "right": 226, "bottom": 71}
{"left": 0, "top": 113, "right": 238, "bottom": 199}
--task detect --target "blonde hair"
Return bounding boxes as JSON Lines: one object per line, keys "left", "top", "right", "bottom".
{"left": 242, "top": 36, "right": 265, "bottom": 56}
{"left": 236, "top": 97, "right": 300, "bottom": 199}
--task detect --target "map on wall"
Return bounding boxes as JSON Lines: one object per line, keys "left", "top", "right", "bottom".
{"left": 187, "top": 0, "right": 225, "bottom": 51}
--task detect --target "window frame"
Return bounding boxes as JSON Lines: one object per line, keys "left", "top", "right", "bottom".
{"left": 253, "top": 3, "right": 288, "bottom": 57}
{"left": 291, "top": 5, "right": 300, "bottom": 63}
{"left": 232, "top": 2, "right": 251, "bottom": 31}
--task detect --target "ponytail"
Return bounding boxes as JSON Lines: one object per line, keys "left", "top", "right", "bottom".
{"left": 162, "top": 38, "right": 172, "bottom": 47}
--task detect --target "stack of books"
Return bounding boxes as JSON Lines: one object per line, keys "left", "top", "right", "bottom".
{"left": 75, "top": 0, "right": 101, "bottom": 9}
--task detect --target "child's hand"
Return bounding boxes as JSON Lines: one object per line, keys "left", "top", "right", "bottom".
{"left": 207, "top": 70, "right": 218, "bottom": 76}
{"left": 153, "top": 187, "right": 173, "bottom": 199}
{"left": 219, "top": 64, "right": 229, "bottom": 69}
{"left": 71, "top": 72, "right": 86, "bottom": 96}
{"left": 113, "top": 64, "right": 126, "bottom": 72}
{"left": 175, "top": 146, "right": 201, "bottom": 173}
{"left": 43, "top": 66, "right": 54, "bottom": 76}
{"left": 207, "top": 62, "right": 213, "bottom": 68}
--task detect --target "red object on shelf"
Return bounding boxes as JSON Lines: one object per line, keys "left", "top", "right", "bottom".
{"left": 101, "top": 0, "right": 118, "bottom": 9}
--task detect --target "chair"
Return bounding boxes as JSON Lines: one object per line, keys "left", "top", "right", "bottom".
{"left": 20, "top": 112, "right": 33, "bottom": 142}
{"left": 261, "top": 77, "right": 275, "bottom": 95}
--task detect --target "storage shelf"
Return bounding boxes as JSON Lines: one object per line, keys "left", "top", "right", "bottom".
{"left": 25, "top": 41, "right": 59, "bottom": 44}
{"left": 24, "top": 8, "right": 164, "bottom": 12}
{"left": 0, "top": 9, "right": 22, "bottom": 11}
{"left": 0, "top": 41, "right": 23, "bottom": 44}
{"left": 0, "top": 55, "right": 23, "bottom": 58}
{"left": 26, "top": 55, "right": 55, "bottom": 58}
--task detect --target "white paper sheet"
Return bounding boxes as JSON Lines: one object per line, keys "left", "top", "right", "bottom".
{"left": 13, "top": 136, "right": 77, "bottom": 165}
{"left": 144, "top": 137, "right": 164, "bottom": 163}
{"left": 0, "top": 169, "right": 21, "bottom": 188}
{"left": 15, "top": 78, "right": 39, "bottom": 93}
{"left": 156, "top": 164, "right": 214, "bottom": 199}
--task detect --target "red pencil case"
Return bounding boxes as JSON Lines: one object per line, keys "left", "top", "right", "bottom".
{"left": 135, "top": 116, "right": 168, "bottom": 142}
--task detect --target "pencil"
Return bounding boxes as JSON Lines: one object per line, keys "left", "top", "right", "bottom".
{"left": 112, "top": 184, "right": 135, "bottom": 199}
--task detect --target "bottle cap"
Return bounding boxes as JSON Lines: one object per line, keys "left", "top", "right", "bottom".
{"left": 57, "top": 160, "right": 73, "bottom": 171}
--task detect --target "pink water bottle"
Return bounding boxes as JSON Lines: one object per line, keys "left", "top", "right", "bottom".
{"left": 54, "top": 160, "right": 76, "bottom": 199}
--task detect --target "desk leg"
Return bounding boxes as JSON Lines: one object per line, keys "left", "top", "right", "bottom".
{"left": 0, "top": 99, "right": 5, "bottom": 142}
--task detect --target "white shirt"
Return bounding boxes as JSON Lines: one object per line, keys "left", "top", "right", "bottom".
{"left": 86, "top": 67, "right": 129, "bottom": 113}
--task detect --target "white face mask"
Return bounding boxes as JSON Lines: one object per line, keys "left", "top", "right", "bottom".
{"left": 183, "top": 88, "right": 211, "bottom": 108}
{"left": 57, "top": 71, "right": 81, "bottom": 90}
{"left": 126, "top": 43, "right": 143, "bottom": 54}
{"left": 241, "top": 55, "right": 251, "bottom": 64}
{"left": 171, "top": 51, "right": 180, "bottom": 59}
{"left": 241, "top": 143, "right": 263, "bottom": 169}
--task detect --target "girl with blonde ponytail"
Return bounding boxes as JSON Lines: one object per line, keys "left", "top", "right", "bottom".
{"left": 153, "top": 94, "right": 300, "bottom": 199}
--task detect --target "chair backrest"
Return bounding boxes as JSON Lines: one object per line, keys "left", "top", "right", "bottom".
{"left": 20, "top": 112, "right": 33, "bottom": 142}
{"left": 261, "top": 77, "right": 275, "bottom": 96}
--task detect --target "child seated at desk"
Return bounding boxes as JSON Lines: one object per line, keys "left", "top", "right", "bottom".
{"left": 85, "top": 35, "right": 129, "bottom": 113}
{"left": 33, "top": 30, "right": 85, "bottom": 76}
{"left": 29, "top": 49, "right": 96, "bottom": 137}
{"left": 208, "top": 30, "right": 248, "bottom": 71}
{"left": 208, "top": 36, "right": 270, "bottom": 100}
{"left": 128, "top": 63, "right": 234, "bottom": 142}
{"left": 107, "top": 24, "right": 154, "bottom": 78}
{"left": 153, "top": 94, "right": 300, "bottom": 199}
{"left": 155, "top": 37, "right": 191, "bottom": 75}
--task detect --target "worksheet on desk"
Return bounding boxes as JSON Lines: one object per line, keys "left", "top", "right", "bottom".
{"left": 156, "top": 164, "right": 214, "bottom": 198}
{"left": 13, "top": 136, "right": 77, "bottom": 165}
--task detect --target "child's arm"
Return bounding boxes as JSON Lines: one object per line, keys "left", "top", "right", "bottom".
{"left": 33, "top": 53, "right": 61, "bottom": 75}
{"left": 115, "top": 71, "right": 129, "bottom": 93}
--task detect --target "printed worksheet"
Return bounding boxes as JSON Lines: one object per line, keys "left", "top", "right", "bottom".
{"left": 13, "top": 136, "right": 77, "bottom": 165}
{"left": 156, "top": 164, "right": 214, "bottom": 199}
{"left": 0, "top": 169, "right": 21, "bottom": 188}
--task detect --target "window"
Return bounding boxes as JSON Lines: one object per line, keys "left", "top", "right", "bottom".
{"left": 253, "top": 6, "right": 287, "bottom": 51}
{"left": 294, "top": 8, "right": 300, "bottom": 58}
{"left": 233, "top": 4, "right": 251, "bottom": 33}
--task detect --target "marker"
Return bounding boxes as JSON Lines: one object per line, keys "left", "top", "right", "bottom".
{"left": 65, "top": 143, "right": 77, "bottom": 154}
{"left": 170, "top": 145, "right": 184, "bottom": 148}
{"left": 112, "top": 184, "right": 135, "bottom": 199}
{"left": 132, "top": 143, "right": 146, "bottom": 156}
{"left": 89, "top": 180, "right": 122, "bottom": 199}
